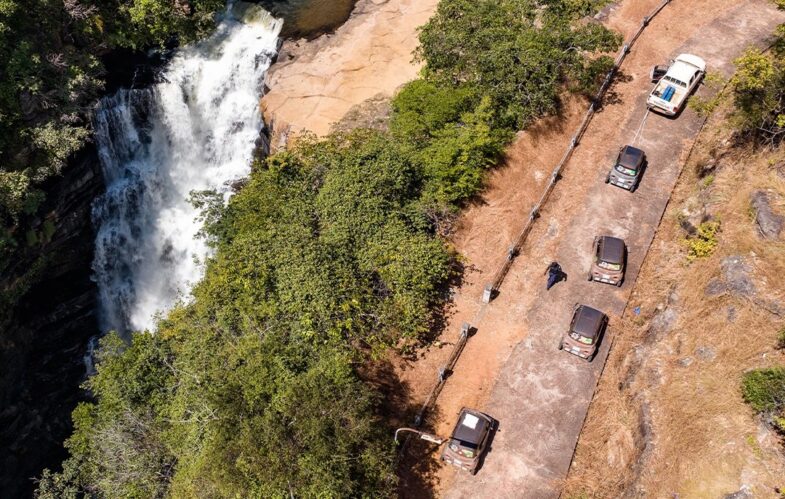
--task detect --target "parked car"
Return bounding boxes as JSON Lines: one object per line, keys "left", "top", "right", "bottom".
{"left": 558, "top": 304, "right": 608, "bottom": 362}
{"left": 441, "top": 408, "right": 495, "bottom": 475}
{"left": 589, "top": 236, "right": 626, "bottom": 286}
{"left": 646, "top": 53, "right": 706, "bottom": 116}
{"left": 606, "top": 145, "right": 646, "bottom": 192}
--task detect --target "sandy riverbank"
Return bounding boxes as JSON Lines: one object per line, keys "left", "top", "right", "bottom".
{"left": 261, "top": 0, "right": 438, "bottom": 137}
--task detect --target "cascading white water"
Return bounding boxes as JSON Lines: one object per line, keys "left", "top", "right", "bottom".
{"left": 92, "top": 3, "right": 283, "bottom": 334}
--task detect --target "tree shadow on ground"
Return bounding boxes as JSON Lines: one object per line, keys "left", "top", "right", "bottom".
{"left": 359, "top": 359, "right": 445, "bottom": 498}
{"left": 463, "top": 95, "right": 580, "bottom": 209}
{"left": 597, "top": 70, "right": 634, "bottom": 110}
{"left": 398, "top": 257, "right": 477, "bottom": 363}
{"left": 395, "top": 404, "right": 445, "bottom": 499}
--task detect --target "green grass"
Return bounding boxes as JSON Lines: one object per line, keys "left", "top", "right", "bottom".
{"left": 742, "top": 368, "right": 785, "bottom": 413}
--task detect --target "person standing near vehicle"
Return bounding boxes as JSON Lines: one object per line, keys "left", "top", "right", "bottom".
{"left": 545, "top": 261, "right": 566, "bottom": 290}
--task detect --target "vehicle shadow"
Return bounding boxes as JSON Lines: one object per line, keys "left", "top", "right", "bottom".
{"left": 473, "top": 418, "right": 500, "bottom": 476}
{"left": 632, "top": 157, "right": 649, "bottom": 192}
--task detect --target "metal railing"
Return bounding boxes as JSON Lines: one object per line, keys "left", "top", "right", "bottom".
{"left": 403, "top": 0, "right": 676, "bottom": 445}
{"left": 484, "top": 0, "right": 674, "bottom": 300}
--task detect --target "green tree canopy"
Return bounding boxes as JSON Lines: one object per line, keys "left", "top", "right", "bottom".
{"left": 38, "top": 1, "right": 621, "bottom": 496}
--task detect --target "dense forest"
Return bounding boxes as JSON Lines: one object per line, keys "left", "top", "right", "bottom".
{"left": 33, "top": 1, "right": 624, "bottom": 496}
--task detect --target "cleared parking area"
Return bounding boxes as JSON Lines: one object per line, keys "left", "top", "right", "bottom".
{"left": 444, "top": 1, "right": 785, "bottom": 497}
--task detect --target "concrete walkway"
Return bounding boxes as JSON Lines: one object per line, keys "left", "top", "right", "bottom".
{"left": 446, "top": 1, "right": 785, "bottom": 497}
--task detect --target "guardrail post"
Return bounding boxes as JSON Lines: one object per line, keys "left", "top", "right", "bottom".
{"left": 482, "top": 284, "right": 493, "bottom": 304}
{"left": 438, "top": 367, "right": 447, "bottom": 382}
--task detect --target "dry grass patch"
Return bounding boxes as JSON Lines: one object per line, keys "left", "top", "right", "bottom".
{"left": 564, "top": 106, "right": 785, "bottom": 497}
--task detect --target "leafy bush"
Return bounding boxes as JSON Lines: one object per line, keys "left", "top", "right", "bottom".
{"left": 726, "top": 0, "right": 785, "bottom": 145}
{"left": 390, "top": 80, "right": 477, "bottom": 143}
{"left": 38, "top": 331, "right": 396, "bottom": 498}
{"left": 742, "top": 368, "right": 785, "bottom": 433}
{"left": 685, "top": 220, "right": 721, "bottom": 261}
{"left": 727, "top": 48, "right": 785, "bottom": 143}
{"left": 417, "top": 0, "right": 621, "bottom": 130}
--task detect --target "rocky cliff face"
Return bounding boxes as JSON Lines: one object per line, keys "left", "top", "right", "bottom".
{"left": 0, "top": 144, "right": 104, "bottom": 497}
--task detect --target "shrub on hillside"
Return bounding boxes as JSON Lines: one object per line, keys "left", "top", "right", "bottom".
{"left": 742, "top": 367, "right": 785, "bottom": 433}
{"left": 728, "top": 48, "right": 785, "bottom": 144}
{"left": 684, "top": 220, "right": 721, "bottom": 261}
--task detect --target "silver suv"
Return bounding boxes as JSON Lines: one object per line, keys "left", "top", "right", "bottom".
{"left": 606, "top": 145, "right": 645, "bottom": 192}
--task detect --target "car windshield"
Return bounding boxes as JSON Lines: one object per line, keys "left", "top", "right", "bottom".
{"left": 449, "top": 440, "right": 477, "bottom": 458}
{"left": 664, "top": 75, "right": 687, "bottom": 87}
{"left": 598, "top": 260, "right": 622, "bottom": 271}
{"left": 615, "top": 164, "right": 637, "bottom": 176}
{"left": 570, "top": 332, "right": 593, "bottom": 345}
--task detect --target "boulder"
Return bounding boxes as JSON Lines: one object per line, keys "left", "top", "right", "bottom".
{"left": 694, "top": 346, "right": 717, "bottom": 362}
{"left": 751, "top": 190, "right": 784, "bottom": 240}
{"left": 720, "top": 256, "right": 756, "bottom": 297}
{"left": 704, "top": 278, "right": 727, "bottom": 297}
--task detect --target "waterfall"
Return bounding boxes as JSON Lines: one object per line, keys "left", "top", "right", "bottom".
{"left": 91, "top": 3, "right": 283, "bottom": 334}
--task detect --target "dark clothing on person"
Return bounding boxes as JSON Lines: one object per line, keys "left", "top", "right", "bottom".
{"left": 545, "top": 261, "right": 565, "bottom": 290}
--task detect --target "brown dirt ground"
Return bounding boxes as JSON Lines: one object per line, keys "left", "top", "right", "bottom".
{"left": 562, "top": 102, "right": 785, "bottom": 496}
{"left": 391, "top": 0, "right": 774, "bottom": 495}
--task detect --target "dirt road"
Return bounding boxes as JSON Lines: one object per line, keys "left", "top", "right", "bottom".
{"left": 395, "top": 0, "right": 785, "bottom": 497}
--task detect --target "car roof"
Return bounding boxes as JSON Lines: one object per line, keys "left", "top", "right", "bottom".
{"left": 668, "top": 57, "right": 703, "bottom": 84}
{"left": 598, "top": 236, "right": 625, "bottom": 264}
{"left": 675, "top": 53, "right": 707, "bottom": 72}
{"left": 451, "top": 408, "right": 491, "bottom": 445}
{"left": 571, "top": 305, "right": 606, "bottom": 338}
{"left": 618, "top": 145, "right": 644, "bottom": 169}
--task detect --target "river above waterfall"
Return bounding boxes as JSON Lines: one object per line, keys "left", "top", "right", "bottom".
{"left": 91, "top": 3, "right": 283, "bottom": 334}
{"left": 259, "top": 0, "right": 357, "bottom": 38}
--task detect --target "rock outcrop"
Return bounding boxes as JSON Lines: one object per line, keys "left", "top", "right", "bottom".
{"left": 751, "top": 190, "right": 783, "bottom": 240}
{"left": 261, "top": 0, "right": 439, "bottom": 136}
{"left": 0, "top": 145, "right": 103, "bottom": 497}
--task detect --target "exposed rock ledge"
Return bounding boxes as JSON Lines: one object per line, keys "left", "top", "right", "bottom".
{"left": 261, "top": 0, "right": 439, "bottom": 138}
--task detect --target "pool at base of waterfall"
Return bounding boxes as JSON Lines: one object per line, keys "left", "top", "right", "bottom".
{"left": 258, "top": 0, "right": 357, "bottom": 39}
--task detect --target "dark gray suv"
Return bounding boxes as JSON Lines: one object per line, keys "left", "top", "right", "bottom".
{"left": 606, "top": 145, "right": 646, "bottom": 192}
{"left": 441, "top": 408, "right": 495, "bottom": 475}
{"left": 558, "top": 304, "right": 609, "bottom": 362}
